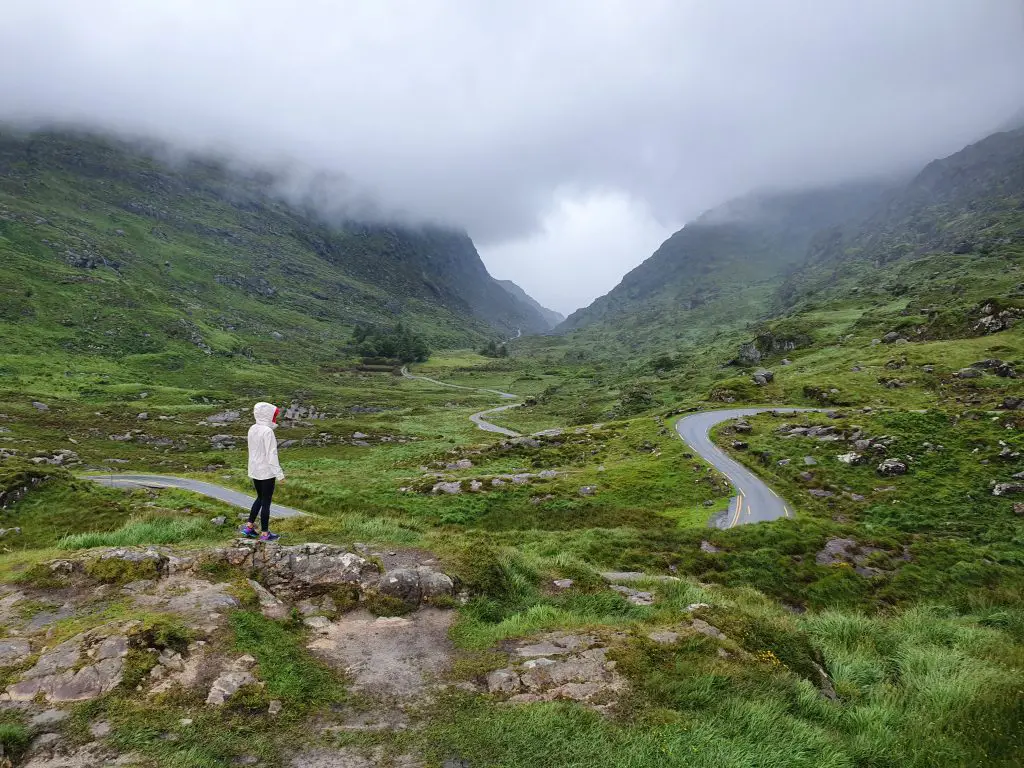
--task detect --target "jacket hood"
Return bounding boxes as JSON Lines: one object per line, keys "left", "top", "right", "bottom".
{"left": 253, "top": 401, "right": 279, "bottom": 428}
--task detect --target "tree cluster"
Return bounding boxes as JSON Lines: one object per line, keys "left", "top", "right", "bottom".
{"left": 351, "top": 322, "right": 430, "bottom": 363}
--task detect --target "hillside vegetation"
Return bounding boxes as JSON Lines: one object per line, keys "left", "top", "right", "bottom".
{"left": 0, "top": 125, "right": 1021, "bottom": 767}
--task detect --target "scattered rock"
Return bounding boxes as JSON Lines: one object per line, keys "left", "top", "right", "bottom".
{"left": 29, "top": 709, "right": 69, "bottom": 731}
{"left": 247, "top": 579, "right": 289, "bottom": 620}
{"left": 268, "top": 699, "right": 283, "bottom": 716}
{"left": 445, "top": 459, "right": 473, "bottom": 470}
{"left": 610, "top": 585, "right": 654, "bottom": 606}
{"left": 647, "top": 631, "right": 679, "bottom": 645}
{"left": 32, "top": 402, "right": 49, "bottom": 411}
{"left": 808, "top": 489, "right": 835, "bottom": 498}
{"left": 954, "top": 368, "right": 983, "bottom": 379}
{"left": 699, "top": 540, "right": 720, "bottom": 554}
{"left": 210, "top": 517, "right": 226, "bottom": 527}
{"left": 881, "top": 332, "right": 903, "bottom": 344}
{"left": 690, "top": 619, "right": 726, "bottom": 640}
{"left": 205, "top": 410, "right": 241, "bottom": 424}
{"left": 577, "top": 486, "right": 597, "bottom": 497}
{"left": 752, "top": 369, "right": 774, "bottom": 386}
{"left": 552, "top": 579, "right": 574, "bottom": 590}
{"left": 836, "top": 452, "right": 863, "bottom": 465}
{"left": 206, "top": 663, "right": 257, "bottom": 706}
{"left": 876, "top": 458, "right": 908, "bottom": 476}
{"left": 89, "top": 721, "right": 112, "bottom": 739}
{"left": 803, "top": 456, "right": 818, "bottom": 466}
{"left": 993, "top": 483, "right": 1024, "bottom": 496}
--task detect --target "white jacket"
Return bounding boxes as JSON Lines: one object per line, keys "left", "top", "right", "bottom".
{"left": 247, "top": 402, "right": 285, "bottom": 481}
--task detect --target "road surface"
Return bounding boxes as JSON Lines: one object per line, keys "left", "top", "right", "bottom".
{"left": 87, "top": 474, "right": 307, "bottom": 518}
{"left": 675, "top": 408, "right": 814, "bottom": 528}
{"left": 404, "top": 365, "right": 814, "bottom": 528}
{"left": 400, "top": 366, "right": 520, "bottom": 434}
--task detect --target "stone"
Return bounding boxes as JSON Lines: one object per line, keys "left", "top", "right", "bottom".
{"left": 690, "top": 619, "right": 726, "bottom": 640}
{"left": 808, "top": 489, "right": 834, "bottom": 498}
{"left": 304, "top": 616, "right": 332, "bottom": 634}
{"left": 32, "top": 401, "right": 49, "bottom": 411}
{"left": 206, "top": 410, "right": 241, "bottom": 424}
{"left": 0, "top": 638, "right": 31, "bottom": 665}
{"left": 432, "top": 481, "right": 462, "bottom": 495}
{"left": 734, "top": 421, "right": 753, "bottom": 433}
{"left": 210, "top": 516, "right": 226, "bottom": 527}
{"left": 89, "top": 721, "right": 112, "bottom": 738}
{"left": 29, "top": 709, "right": 69, "bottom": 731}
{"left": 268, "top": 699, "right": 283, "bottom": 715}
{"left": 352, "top": 432, "right": 368, "bottom": 439}
{"left": 1013, "top": 502, "right": 1024, "bottom": 516}
{"left": 206, "top": 669, "right": 256, "bottom": 706}
{"left": 803, "top": 456, "right": 818, "bottom": 465}
{"left": 552, "top": 579, "right": 574, "bottom": 590}
{"left": 877, "top": 458, "right": 908, "bottom": 476}
{"left": 993, "top": 483, "right": 1024, "bottom": 496}
{"left": 798, "top": 471, "right": 815, "bottom": 482}
{"left": 445, "top": 459, "right": 473, "bottom": 470}
{"left": 881, "top": 332, "right": 902, "bottom": 344}
{"left": 577, "top": 486, "right": 597, "bottom": 496}
{"left": 610, "top": 585, "right": 654, "bottom": 606}
{"left": 954, "top": 368, "right": 983, "bottom": 379}
{"left": 647, "top": 631, "right": 679, "bottom": 645}
{"left": 486, "top": 668, "right": 522, "bottom": 694}
{"left": 685, "top": 603, "right": 711, "bottom": 612}
{"left": 836, "top": 452, "right": 863, "bottom": 465}
{"left": 731, "top": 441, "right": 748, "bottom": 450}
{"left": 752, "top": 369, "right": 774, "bottom": 385}
{"left": 248, "top": 579, "right": 289, "bottom": 620}
{"left": 699, "top": 540, "right": 720, "bottom": 554}
{"left": 203, "top": 542, "right": 380, "bottom": 601}
{"left": 375, "top": 567, "right": 454, "bottom": 606}
{"left": 136, "top": 412, "right": 148, "bottom": 421}
{"left": 777, "top": 459, "right": 791, "bottom": 466}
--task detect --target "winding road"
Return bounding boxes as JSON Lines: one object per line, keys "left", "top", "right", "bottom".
{"left": 87, "top": 473, "right": 306, "bottom": 519}
{"left": 85, "top": 376, "right": 807, "bottom": 530}
{"left": 402, "top": 365, "right": 809, "bottom": 528}
{"left": 676, "top": 408, "right": 814, "bottom": 528}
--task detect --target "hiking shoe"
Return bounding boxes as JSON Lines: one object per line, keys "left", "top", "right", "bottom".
{"left": 259, "top": 531, "right": 280, "bottom": 542}
{"left": 239, "top": 523, "right": 258, "bottom": 539}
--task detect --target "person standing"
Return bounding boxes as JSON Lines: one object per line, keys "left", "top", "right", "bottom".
{"left": 240, "top": 401, "right": 285, "bottom": 541}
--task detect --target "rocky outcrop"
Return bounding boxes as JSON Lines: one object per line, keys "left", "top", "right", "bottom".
{"left": 3, "top": 630, "right": 127, "bottom": 703}
{"left": 486, "top": 633, "right": 625, "bottom": 711}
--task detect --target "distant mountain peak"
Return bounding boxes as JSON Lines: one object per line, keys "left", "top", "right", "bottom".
{"left": 495, "top": 280, "right": 564, "bottom": 331}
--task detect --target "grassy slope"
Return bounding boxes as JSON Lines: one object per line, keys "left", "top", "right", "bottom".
{"left": 0, "top": 132, "right": 1022, "bottom": 765}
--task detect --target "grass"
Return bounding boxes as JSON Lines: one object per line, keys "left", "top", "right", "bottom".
{"left": 57, "top": 516, "right": 216, "bottom": 550}
{"left": 0, "top": 129, "right": 1023, "bottom": 765}
{"left": 228, "top": 610, "right": 346, "bottom": 712}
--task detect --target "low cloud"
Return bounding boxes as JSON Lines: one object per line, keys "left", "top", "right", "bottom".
{"left": 1, "top": 1, "right": 1022, "bottom": 312}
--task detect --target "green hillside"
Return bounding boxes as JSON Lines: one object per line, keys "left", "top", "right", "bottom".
{"left": 0, "top": 129, "right": 552, "bottom": 389}
{"left": 0, "top": 124, "right": 1022, "bottom": 767}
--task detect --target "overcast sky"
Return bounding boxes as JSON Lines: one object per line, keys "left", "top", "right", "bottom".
{"left": 2, "top": 1, "right": 1023, "bottom": 314}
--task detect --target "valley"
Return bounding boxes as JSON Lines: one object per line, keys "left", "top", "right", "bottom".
{"left": 0, "top": 124, "right": 1022, "bottom": 768}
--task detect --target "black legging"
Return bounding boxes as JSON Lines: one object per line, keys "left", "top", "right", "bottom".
{"left": 249, "top": 478, "right": 275, "bottom": 532}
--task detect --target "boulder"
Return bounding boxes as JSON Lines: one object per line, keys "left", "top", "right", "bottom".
{"left": 876, "top": 458, "right": 908, "bottom": 476}
{"left": 881, "top": 332, "right": 902, "bottom": 344}
{"left": 206, "top": 665, "right": 256, "bottom": 706}
{"left": 374, "top": 567, "right": 455, "bottom": 606}
{"left": 993, "top": 483, "right": 1024, "bottom": 497}
{"left": 954, "top": 368, "right": 983, "bottom": 379}
{"left": 836, "top": 452, "right": 863, "bottom": 465}
{"left": 752, "top": 369, "right": 774, "bottom": 385}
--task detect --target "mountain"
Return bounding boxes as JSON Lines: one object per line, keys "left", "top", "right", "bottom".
{"left": 0, "top": 130, "right": 552, "bottom": 378}
{"left": 778, "top": 126, "right": 1024, "bottom": 315}
{"left": 495, "top": 279, "right": 564, "bottom": 330}
{"left": 556, "top": 181, "right": 891, "bottom": 353}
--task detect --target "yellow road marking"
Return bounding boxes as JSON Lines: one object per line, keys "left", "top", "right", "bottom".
{"left": 730, "top": 492, "right": 744, "bottom": 527}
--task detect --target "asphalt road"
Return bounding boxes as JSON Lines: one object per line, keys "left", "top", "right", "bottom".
{"left": 675, "top": 408, "right": 814, "bottom": 528}
{"left": 400, "top": 366, "right": 521, "bottom": 434}
{"left": 87, "top": 474, "right": 307, "bottom": 518}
